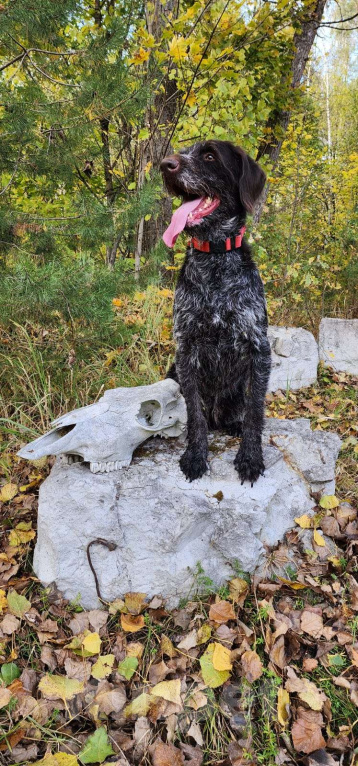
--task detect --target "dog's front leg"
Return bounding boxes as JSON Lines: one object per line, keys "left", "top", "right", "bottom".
{"left": 177, "top": 353, "right": 208, "bottom": 482}
{"left": 234, "top": 338, "right": 271, "bottom": 485}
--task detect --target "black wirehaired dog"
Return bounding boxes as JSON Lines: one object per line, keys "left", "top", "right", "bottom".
{"left": 160, "top": 140, "right": 271, "bottom": 485}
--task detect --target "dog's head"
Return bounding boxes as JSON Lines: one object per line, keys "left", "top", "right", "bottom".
{"left": 160, "top": 140, "right": 266, "bottom": 240}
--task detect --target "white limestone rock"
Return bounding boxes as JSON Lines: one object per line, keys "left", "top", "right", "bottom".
{"left": 319, "top": 318, "right": 358, "bottom": 375}
{"left": 268, "top": 326, "right": 318, "bottom": 391}
{"left": 33, "top": 418, "right": 341, "bottom": 609}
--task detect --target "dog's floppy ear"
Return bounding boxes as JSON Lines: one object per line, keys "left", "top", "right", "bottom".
{"left": 235, "top": 147, "right": 266, "bottom": 213}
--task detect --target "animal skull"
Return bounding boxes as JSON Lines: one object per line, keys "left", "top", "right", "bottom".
{"left": 18, "top": 379, "right": 187, "bottom": 473}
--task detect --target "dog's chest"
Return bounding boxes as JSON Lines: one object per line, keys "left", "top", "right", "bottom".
{"left": 174, "top": 256, "right": 264, "bottom": 343}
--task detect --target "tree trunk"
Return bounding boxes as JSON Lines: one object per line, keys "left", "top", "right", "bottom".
{"left": 135, "top": 0, "right": 179, "bottom": 265}
{"left": 254, "top": 0, "right": 328, "bottom": 222}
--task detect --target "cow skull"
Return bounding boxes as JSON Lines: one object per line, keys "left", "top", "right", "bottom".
{"left": 18, "top": 379, "right": 187, "bottom": 473}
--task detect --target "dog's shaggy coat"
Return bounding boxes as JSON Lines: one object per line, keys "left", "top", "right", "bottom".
{"left": 161, "top": 140, "right": 271, "bottom": 484}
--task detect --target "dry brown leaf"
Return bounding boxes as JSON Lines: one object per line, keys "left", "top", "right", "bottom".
{"left": 124, "top": 592, "right": 147, "bottom": 615}
{"left": 241, "top": 650, "right": 263, "bottom": 683}
{"left": 134, "top": 716, "right": 151, "bottom": 759}
{"left": 121, "top": 613, "right": 145, "bottom": 633}
{"left": 186, "top": 689, "right": 208, "bottom": 710}
{"left": 149, "top": 661, "right": 171, "bottom": 684}
{"left": 269, "top": 636, "right": 286, "bottom": 669}
{"left": 160, "top": 635, "right": 177, "bottom": 658}
{"left": 149, "top": 738, "right": 184, "bottom": 766}
{"left": 0, "top": 687, "right": 12, "bottom": 709}
{"left": 187, "top": 721, "right": 203, "bottom": 746}
{"left": 301, "top": 609, "right": 324, "bottom": 638}
{"left": 302, "top": 658, "right": 318, "bottom": 672}
{"left": 87, "top": 609, "right": 108, "bottom": 633}
{"left": 228, "top": 578, "right": 249, "bottom": 605}
{"left": 291, "top": 707, "right": 326, "bottom": 754}
{"left": 285, "top": 667, "right": 326, "bottom": 711}
{"left": 209, "top": 600, "right": 235, "bottom": 624}
{"left": 1, "top": 613, "right": 20, "bottom": 635}
{"left": 94, "top": 679, "right": 127, "bottom": 714}
{"left": 64, "top": 657, "right": 92, "bottom": 682}
{"left": 177, "top": 629, "right": 198, "bottom": 651}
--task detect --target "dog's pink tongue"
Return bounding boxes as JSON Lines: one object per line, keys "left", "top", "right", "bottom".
{"left": 163, "top": 197, "right": 203, "bottom": 247}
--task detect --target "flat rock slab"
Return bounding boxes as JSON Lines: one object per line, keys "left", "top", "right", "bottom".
{"left": 319, "top": 318, "right": 358, "bottom": 376}
{"left": 268, "top": 326, "right": 318, "bottom": 391}
{"left": 34, "top": 419, "right": 341, "bottom": 610}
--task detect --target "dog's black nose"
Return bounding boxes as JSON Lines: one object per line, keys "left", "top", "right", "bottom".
{"left": 160, "top": 155, "right": 180, "bottom": 173}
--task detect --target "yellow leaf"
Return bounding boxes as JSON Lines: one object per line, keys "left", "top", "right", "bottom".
{"left": 108, "top": 597, "right": 125, "bottom": 614}
{"left": 124, "top": 692, "right": 151, "bottom": 718}
{"left": 212, "top": 642, "right": 232, "bottom": 672}
{"left": 319, "top": 495, "right": 339, "bottom": 509}
{"left": 151, "top": 678, "right": 182, "bottom": 706}
{"left": 38, "top": 674, "right": 84, "bottom": 701}
{"left": 229, "top": 577, "right": 249, "bottom": 602}
{"left": 0, "top": 483, "right": 18, "bottom": 502}
{"left": 313, "top": 529, "right": 325, "bottom": 547}
{"left": 121, "top": 613, "right": 145, "bottom": 632}
{"left": 91, "top": 654, "right": 115, "bottom": 680}
{"left": 277, "top": 687, "right": 290, "bottom": 726}
{"left": 112, "top": 298, "right": 123, "bottom": 308}
{"left": 33, "top": 754, "right": 78, "bottom": 766}
{"left": 197, "top": 624, "right": 212, "bottom": 645}
{"left": 0, "top": 589, "right": 7, "bottom": 613}
{"left": 82, "top": 632, "right": 101, "bottom": 657}
{"left": 129, "top": 47, "right": 150, "bottom": 65}
{"left": 200, "top": 644, "right": 231, "bottom": 688}
{"left": 168, "top": 35, "right": 188, "bottom": 62}
{"left": 9, "top": 522, "right": 36, "bottom": 546}
{"left": 124, "top": 591, "right": 147, "bottom": 615}
{"left": 295, "top": 514, "right": 313, "bottom": 529}
{"left": 277, "top": 578, "right": 307, "bottom": 590}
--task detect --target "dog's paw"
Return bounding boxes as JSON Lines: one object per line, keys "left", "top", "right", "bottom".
{"left": 180, "top": 448, "right": 208, "bottom": 482}
{"left": 225, "top": 421, "right": 243, "bottom": 437}
{"left": 234, "top": 447, "right": 265, "bottom": 486}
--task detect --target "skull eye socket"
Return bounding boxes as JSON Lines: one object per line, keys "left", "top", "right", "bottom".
{"left": 136, "top": 399, "right": 162, "bottom": 429}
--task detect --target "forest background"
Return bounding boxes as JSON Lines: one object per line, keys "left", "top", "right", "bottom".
{"left": 0, "top": 0, "right": 357, "bottom": 444}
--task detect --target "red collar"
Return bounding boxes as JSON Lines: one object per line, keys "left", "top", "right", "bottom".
{"left": 188, "top": 226, "right": 246, "bottom": 253}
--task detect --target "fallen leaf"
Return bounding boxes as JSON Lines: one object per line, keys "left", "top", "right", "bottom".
{"left": 285, "top": 668, "right": 326, "bottom": 711}
{"left": 64, "top": 657, "right": 91, "bottom": 682}
{"left": 160, "top": 634, "right": 176, "bottom": 657}
{"left": 95, "top": 679, "right": 126, "bottom": 714}
{"left": 319, "top": 495, "right": 339, "bottom": 509}
{"left": 197, "top": 624, "right": 212, "bottom": 644}
{"left": 7, "top": 589, "right": 31, "bottom": 618}
{"left": 127, "top": 641, "right": 145, "bottom": 659}
{"left": 186, "top": 689, "right": 208, "bottom": 710}
{"left": 313, "top": 529, "right": 326, "bottom": 547}
{"left": 1, "top": 613, "right": 20, "bottom": 634}
{"left": 200, "top": 643, "right": 231, "bottom": 688}
{"left": 124, "top": 592, "right": 147, "bottom": 615}
{"left": 1, "top": 662, "right": 21, "bottom": 686}
{"left": 79, "top": 726, "right": 114, "bottom": 764}
{"left": 121, "top": 613, "right": 145, "bottom": 632}
{"left": 118, "top": 656, "right": 138, "bottom": 680}
{"left": 91, "top": 654, "right": 115, "bottom": 680}
{"left": 177, "top": 629, "right": 198, "bottom": 651}
{"left": 291, "top": 707, "right": 326, "bottom": 754}
{"left": 212, "top": 642, "right": 232, "bottom": 671}
{"left": 0, "top": 687, "right": 11, "bottom": 708}
{"left": 0, "top": 483, "right": 18, "bottom": 502}
{"left": 187, "top": 720, "right": 204, "bottom": 746}
{"left": 38, "top": 674, "right": 84, "bottom": 701}
{"left": 149, "top": 660, "right": 170, "bottom": 684}
{"left": 149, "top": 738, "right": 184, "bottom": 766}
{"left": 209, "top": 600, "right": 235, "bottom": 624}
{"left": 302, "top": 658, "right": 318, "bottom": 672}
{"left": 82, "top": 631, "right": 101, "bottom": 656}
{"left": 269, "top": 636, "right": 286, "bottom": 669}
{"left": 151, "top": 678, "right": 182, "bottom": 705}
{"left": 124, "top": 692, "right": 151, "bottom": 718}
{"left": 301, "top": 610, "right": 324, "bottom": 639}
{"left": 0, "top": 589, "right": 7, "bottom": 613}
{"left": 241, "top": 650, "right": 263, "bottom": 683}
{"left": 228, "top": 578, "right": 249, "bottom": 604}
{"left": 295, "top": 514, "right": 313, "bottom": 528}
{"left": 277, "top": 687, "right": 290, "bottom": 726}
{"left": 8, "top": 522, "right": 36, "bottom": 547}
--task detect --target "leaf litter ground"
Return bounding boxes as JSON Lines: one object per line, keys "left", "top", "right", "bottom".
{"left": 0, "top": 367, "right": 357, "bottom": 766}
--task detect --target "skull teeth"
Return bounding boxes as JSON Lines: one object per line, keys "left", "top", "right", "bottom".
{"left": 89, "top": 460, "right": 128, "bottom": 473}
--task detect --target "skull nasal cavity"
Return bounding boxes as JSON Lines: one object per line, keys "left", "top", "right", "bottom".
{"left": 160, "top": 156, "right": 180, "bottom": 173}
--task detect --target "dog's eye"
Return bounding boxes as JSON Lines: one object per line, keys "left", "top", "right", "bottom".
{"left": 204, "top": 152, "right": 215, "bottom": 161}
